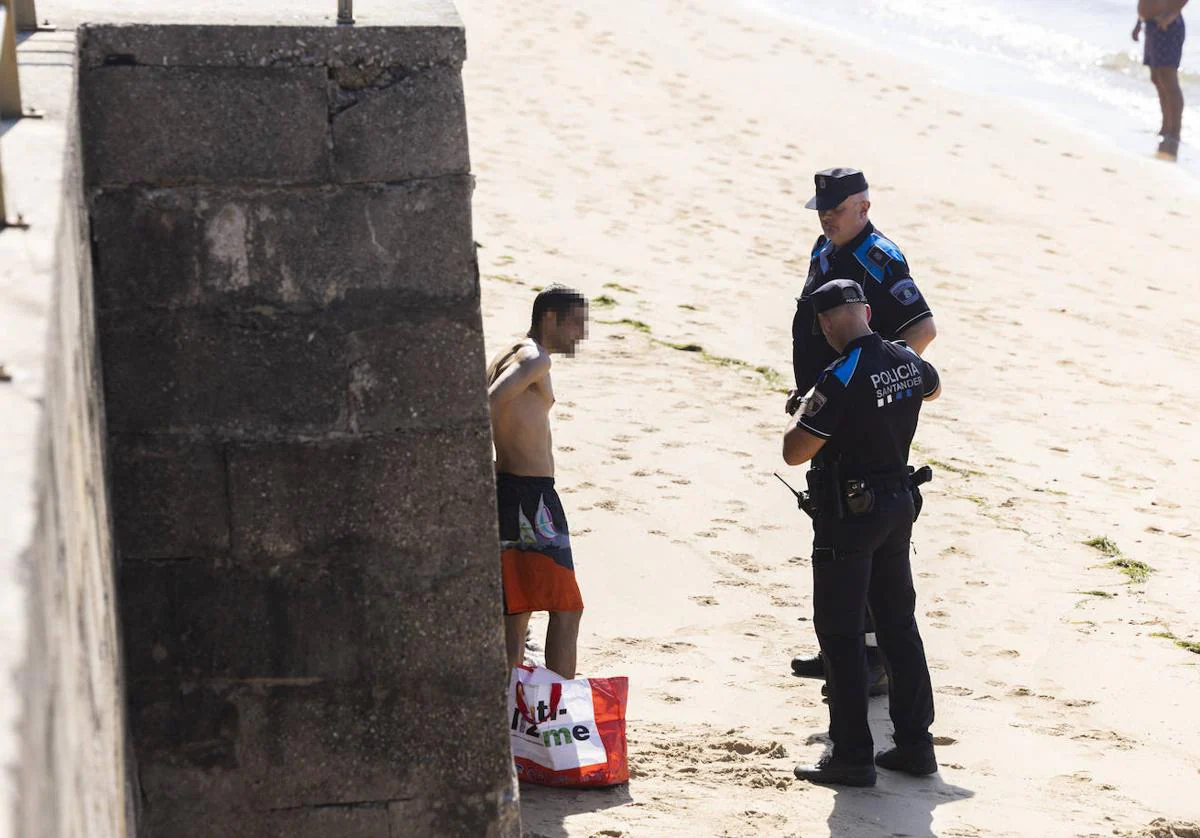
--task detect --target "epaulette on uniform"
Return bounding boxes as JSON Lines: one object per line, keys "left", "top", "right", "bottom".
{"left": 853, "top": 232, "right": 905, "bottom": 283}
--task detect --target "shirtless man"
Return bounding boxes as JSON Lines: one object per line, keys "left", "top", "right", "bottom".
{"left": 1133, "top": 0, "right": 1189, "bottom": 159}
{"left": 487, "top": 285, "right": 589, "bottom": 678}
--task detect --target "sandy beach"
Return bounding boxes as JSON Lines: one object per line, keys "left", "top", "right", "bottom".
{"left": 456, "top": 0, "right": 1200, "bottom": 833}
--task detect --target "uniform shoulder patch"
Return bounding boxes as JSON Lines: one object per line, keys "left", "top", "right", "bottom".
{"left": 869, "top": 233, "right": 905, "bottom": 263}
{"left": 801, "top": 389, "right": 827, "bottom": 417}
{"left": 853, "top": 233, "right": 906, "bottom": 283}
{"left": 826, "top": 346, "right": 862, "bottom": 386}
{"left": 889, "top": 278, "right": 922, "bottom": 305}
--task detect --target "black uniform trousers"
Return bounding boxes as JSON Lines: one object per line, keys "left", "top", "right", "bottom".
{"left": 811, "top": 489, "right": 934, "bottom": 764}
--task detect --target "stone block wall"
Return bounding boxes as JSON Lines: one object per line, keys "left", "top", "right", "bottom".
{"left": 77, "top": 14, "right": 518, "bottom": 836}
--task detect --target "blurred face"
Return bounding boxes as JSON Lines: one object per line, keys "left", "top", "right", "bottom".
{"left": 548, "top": 304, "right": 589, "bottom": 356}
{"left": 818, "top": 195, "right": 870, "bottom": 246}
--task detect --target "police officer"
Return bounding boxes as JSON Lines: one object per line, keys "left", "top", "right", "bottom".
{"left": 783, "top": 279, "right": 941, "bottom": 787}
{"left": 788, "top": 167, "right": 938, "bottom": 687}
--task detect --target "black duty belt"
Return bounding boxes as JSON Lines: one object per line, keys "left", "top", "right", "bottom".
{"left": 858, "top": 473, "right": 912, "bottom": 494}
{"left": 850, "top": 470, "right": 911, "bottom": 494}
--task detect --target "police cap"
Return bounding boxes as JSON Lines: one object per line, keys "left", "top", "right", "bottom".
{"left": 804, "top": 167, "right": 869, "bottom": 211}
{"left": 809, "top": 278, "right": 868, "bottom": 314}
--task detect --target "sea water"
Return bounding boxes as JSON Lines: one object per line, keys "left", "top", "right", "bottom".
{"left": 752, "top": 0, "right": 1200, "bottom": 175}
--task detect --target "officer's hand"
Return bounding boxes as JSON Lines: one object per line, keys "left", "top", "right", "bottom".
{"left": 785, "top": 389, "right": 803, "bottom": 415}
{"left": 1132, "top": 19, "right": 1141, "bottom": 40}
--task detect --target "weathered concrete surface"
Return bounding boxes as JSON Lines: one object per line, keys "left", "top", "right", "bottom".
{"left": 81, "top": 67, "right": 333, "bottom": 186}
{"left": 89, "top": 179, "right": 478, "bottom": 311}
{"left": 0, "top": 29, "right": 132, "bottom": 838}
{"left": 78, "top": 23, "right": 466, "bottom": 69}
{"left": 331, "top": 65, "right": 471, "bottom": 182}
{"left": 79, "top": 8, "right": 518, "bottom": 836}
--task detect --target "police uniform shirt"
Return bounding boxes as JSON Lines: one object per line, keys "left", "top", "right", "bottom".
{"left": 796, "top": 333, "right": 940, "bottom": 478}
{"left": 792, "top": 222, "right": 933, "bottom": 394}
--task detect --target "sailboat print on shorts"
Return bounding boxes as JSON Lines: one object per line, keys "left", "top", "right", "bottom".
{"left": 516, "top": 495, "right": 559, "bottom": 546}
{"left": 517, "top": 505, "right": 538, "bottom": 546}
{"left": 533, "top": 495, "right": 559, "bottom": 540}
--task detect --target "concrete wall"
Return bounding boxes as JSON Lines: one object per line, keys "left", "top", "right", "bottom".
{"left": 16, "top": 99, "right": 134, "bottom": 838}
{"left": 1, "top": 31, "right": 132, "bottom": 838}
{"left": 77, "top": 11, "right": 518, "bottom": 837}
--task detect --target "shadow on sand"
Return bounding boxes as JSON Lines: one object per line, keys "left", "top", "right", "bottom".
{"left": 518, "top": 781, "right": 634, "bottom": 838}
{"left": 826, "top": 772, "right": 974, "bottom": 838}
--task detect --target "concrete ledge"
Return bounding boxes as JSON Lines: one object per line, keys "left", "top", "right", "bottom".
{"left": 98, "top": 305, "right": 488, "bottom": 438}
{"left": 128, "top": 675, "right": 513, "bottom": 811}
{"left": 332, "top": 65, "right": 469, "bottom": 182}
{"left": 140, "top": 804, "right": 393, "bottom": 838}
{"left": 78, "top": 23, "right": 465, "bottom": 70}
{"left": 347, "top": 313, "right": 489, "bottom": 433}
{"left": 137, "top": 789, "right": 519, "bottom": 838}
{"left": 99, "top": 311, "right": 350, "bottom": 436}
{"left": 91, "top": 178, "right": 478, "bottom": 311}
{"left": 120, "top": 553, "right": 503, "bottom": 682}
{"left": 226, "top": 428, "right": 497, "bottom": 563}
{"left": 80, "top": 67, "right": 332, "bottom": 186}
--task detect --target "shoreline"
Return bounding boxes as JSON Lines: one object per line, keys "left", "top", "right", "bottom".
{"left": 742, "top": 0, "right": 1200, "bottom": 182}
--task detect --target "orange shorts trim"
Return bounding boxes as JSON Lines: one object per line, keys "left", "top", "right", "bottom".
{"left": 502, "top": 548, "right": 584, "bottom": 615}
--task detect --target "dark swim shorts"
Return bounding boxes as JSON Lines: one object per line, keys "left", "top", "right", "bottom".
{"left": 1145, "top": 16, "right": 1186, "bottom": 68}
{"left": 496, "top": 473, "right": 583, "bottom": 615}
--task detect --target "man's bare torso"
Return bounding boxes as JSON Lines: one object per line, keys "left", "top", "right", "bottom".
{"left": 487, "top": 338, "right": 556, "bottom": 477}
{"left": 1140, "top": 0, "right": 1186, "bottom": 23}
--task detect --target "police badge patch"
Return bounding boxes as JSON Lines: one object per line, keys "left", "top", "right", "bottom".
{"left": 867, "top": 246, "right": 895, "bottom": 272}
{"left": 889, "top": 278, "right": 921, "bottom": 306}
{"left": 801, "top": 389, "right": 827, "bottom": 417}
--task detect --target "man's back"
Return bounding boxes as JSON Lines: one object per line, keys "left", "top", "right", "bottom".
{"left": 796, "top": 334, "right": 939, "bottom": 477}
{"left": 488, "top": 338, "right": 556, "bottom": 477}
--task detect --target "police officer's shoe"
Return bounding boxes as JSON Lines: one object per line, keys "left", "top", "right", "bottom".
{"left": 791, "top": 651, "right": 825, "bottom": 678}
{"left": 868, "top": 660, "right": 889, "bottom": 696}
{"left": 793, "top": 755, "right": 877, "bottom": 787}
{"left": 819, "top": 665, "right": 889, "bottom": 698}
{"left": 874, "top": 743, "right": 938, "bottom": 776}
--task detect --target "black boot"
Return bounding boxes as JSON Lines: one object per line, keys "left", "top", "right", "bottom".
{"left": 794, "top": 755, "right": 877, "bottom": 787}
{"left": 791, "top": 651, "right": 825, "bottom": 678}
{"left": 875, "top": 743, "right": 938, "bottom": 776}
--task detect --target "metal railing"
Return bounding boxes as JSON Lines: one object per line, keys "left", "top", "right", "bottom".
{"left": 1, "top": 0, "right": 42, "bottom": 228}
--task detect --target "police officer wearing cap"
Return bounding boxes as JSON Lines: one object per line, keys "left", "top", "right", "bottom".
{"left": 783, "top": 278, "right": 942, "bottom": 787}
{"left": 788, "top": 167, "right": 938, "bottom": 684}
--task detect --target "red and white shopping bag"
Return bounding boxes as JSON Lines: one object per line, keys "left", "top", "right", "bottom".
{"left": 507, "top": 665, "right": 629, "bottom": 787}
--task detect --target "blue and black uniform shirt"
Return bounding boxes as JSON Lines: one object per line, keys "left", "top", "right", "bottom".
{"left": 792, "top": 222, "right": 933, "bottom": 394}
{"left": 795, "top": 333, "right": 939, "bottom": 478}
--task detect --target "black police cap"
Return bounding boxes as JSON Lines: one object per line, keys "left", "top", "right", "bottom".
{"left": 804, "top": 167, "right": 869, "bottom": 211}
{"left": 809, "top": 279, "right": 868, "bottom": 314}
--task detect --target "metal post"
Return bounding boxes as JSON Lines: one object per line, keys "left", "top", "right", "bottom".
{"left": 337, "top": 0, "right": 354, "bottom": 24}
{"left": 0, "top": 141, "right": 8, "bottom": 227}
{"left": 0, "top": 1, "right": 22, "bottom": 120}
{"left": 12, "top": 0, "right": 35, "bottom": 31}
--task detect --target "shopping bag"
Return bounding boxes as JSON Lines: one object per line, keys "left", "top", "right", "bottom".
{"left": 507, "top": 665, "right": 629, "bottom": 787}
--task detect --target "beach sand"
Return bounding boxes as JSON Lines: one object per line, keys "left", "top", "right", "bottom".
{"left": 457, "top": 0, "right": 1200, "bottom": 834}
